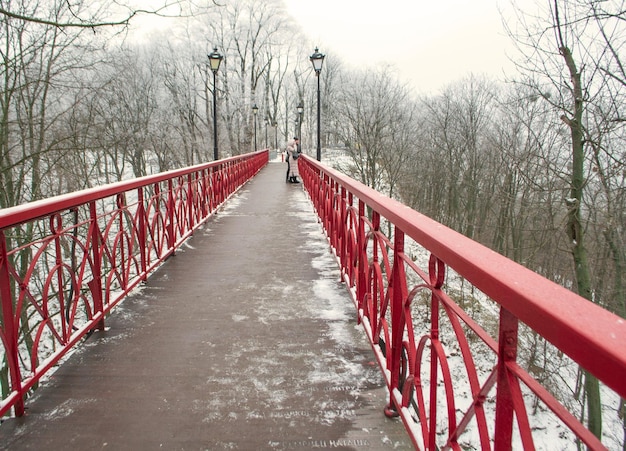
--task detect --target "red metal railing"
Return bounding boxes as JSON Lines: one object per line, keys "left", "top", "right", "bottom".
{"left": 299, "top": 155, "right": 626, "bottom": 450}
{"left": 0, "top": 150, "right": 268, "bottom": 418}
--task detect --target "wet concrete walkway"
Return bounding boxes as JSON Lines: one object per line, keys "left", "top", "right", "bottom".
{"left": 0, "top": 161, "right": 412, "bottom": 450}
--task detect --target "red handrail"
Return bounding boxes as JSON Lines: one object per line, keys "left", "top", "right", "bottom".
{"left": 299, "top": 155, "right": 626, "bottom": 450}
{"left": 0, "top": 151, "right": 268, "bottom": 418}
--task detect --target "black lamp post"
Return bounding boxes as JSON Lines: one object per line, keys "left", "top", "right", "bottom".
{"left": 264, "top": 117, "right": 269, "bottom": 149}
{"left": 208, "top": 47, "right": 223, "bottom": 161}
{"left": 296, "top": 101, "right": 304, "bottom": 143}
{"left": 252, "top": 103, "right": 258, "bottom": 151}
{"left": 309, "top": 47, "right": 325, "bottom": 161}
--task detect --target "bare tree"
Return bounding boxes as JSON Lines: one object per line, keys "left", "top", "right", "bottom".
{"left": 0, "top": 0, "right": 197, "bottom": 29}
{"left": 333, "top": 67, "right": 416, "bottom": 201}
{"left": 413, "top": 75, "right": 499, "bottom": 239}
{"left": 0, "top": 0, "right": 113, "bottom": 402}
{"left": 158, "top": 43, "right": 206, "bottom": 167}
{"left": 200, "top": 0, "right": 292, "bottom": 155}
{"left": 0, "top": 0, "right": 114, "bottom": 207}
{"left": 488, "top": 84, "right": 570, "bottom": 274}
{"left": 504, "top": 0, "right": 626, "bottom": 440}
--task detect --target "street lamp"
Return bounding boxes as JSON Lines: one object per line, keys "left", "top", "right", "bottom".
{"left": 264, "top": 116, "right": 269, "bottom": 149}
{"left": 296, "top": 101, "right": 304, "bottom": 143}
{"left": 309, "top": 47, "right": 325, "bottom": 161}
{"left": 208, "top": 47, "right": 223, "bottom": 161}
{"left": 252, "top": 103, "right": 258, "bottom": 151}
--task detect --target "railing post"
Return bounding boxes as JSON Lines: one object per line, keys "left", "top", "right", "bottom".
{"left": 50, "top": 214, "right": 69, "bottom": 342}
{"left": 214, "top": 164, "right": 222, "bottom": 206}
{"left": 116, "top": 194, "right": 129, "bottom": 289}
{"left": 166, "top": 179, "right": 175, "bottom": 252}
{"left": 428, "top": 272, "right": 441, "bottom": 449}
{"left": 187, "top": 173, "right": 195, "bottom": 233}
{"left": 207, "top": 168, "right": 215, "bottom": 213}
{"left": 88, "top": 202, "right": 105, "bottom": 331}
{"left": 385, "top": 226, "right": 407, "bottom": 417}
{"left": 330, "top": 181, "right": 339, "bottom": 250}
{"left": 326, "top": 174, "right": 332, "bottom": 232}
{"left": 225, "top": 162, "right": 230, "bottom": 201}
{"left": 137, "top": 188, "right": 148, "bottom": 281}
{"left": 494, "top": 307, "right": 519, "bottom": 450}
{"left": 350, "top": 193, "right": 357, "bottom": 287}
{"left": 201, "top": 169, "right": 209, "bottom": 217}
{"left": 339, "top": 187, "right": 347, "bottom": 278}
{"left": 356, "top": 200, "right": 367, "bottom": 319}
{"left": 0, "top": 230, "right": 24, "bottom": 417}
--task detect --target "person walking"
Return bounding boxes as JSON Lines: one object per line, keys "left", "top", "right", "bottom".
{"left": 285, "top": 137, "right": 301, "bottom": 183}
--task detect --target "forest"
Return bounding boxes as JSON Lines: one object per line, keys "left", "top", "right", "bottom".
{"left": 1, "top": 0, "right": 625, "bottom": 445}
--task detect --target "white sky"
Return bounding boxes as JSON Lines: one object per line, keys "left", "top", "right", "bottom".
{"left": 284, "top": 0, "right": 523, "bottom": 95}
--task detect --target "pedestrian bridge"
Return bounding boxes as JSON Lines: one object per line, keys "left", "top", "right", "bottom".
{"left": 0, "top": 151, "right": 625, "bottom": 450}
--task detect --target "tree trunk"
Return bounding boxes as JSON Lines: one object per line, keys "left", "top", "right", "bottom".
{"left": 559, "top": 43, "right": 602, "bottom": 441}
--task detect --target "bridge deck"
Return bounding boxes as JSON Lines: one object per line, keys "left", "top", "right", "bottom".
{"left": 0, "top": 161, "right": 411, "bottom": 450}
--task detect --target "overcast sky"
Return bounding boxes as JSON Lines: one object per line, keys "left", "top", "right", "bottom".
{"left": 284, "top": 0, "right": 526, "bottom": 95}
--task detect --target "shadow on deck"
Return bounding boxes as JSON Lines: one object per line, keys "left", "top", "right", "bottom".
{"left": 0, "top": 161, "right": 412, "bottom": 450}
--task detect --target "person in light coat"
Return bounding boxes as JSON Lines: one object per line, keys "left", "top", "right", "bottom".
{"left": 285, "top": 137, "right": 300, "bottom": 183}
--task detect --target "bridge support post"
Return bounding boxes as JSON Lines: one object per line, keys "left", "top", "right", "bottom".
{"left": 356, "top": 200, "right": 366, "bottom": 320}
{"left": 166, "top": 179, "right": 176, "bottom": 253}
{"left": 137, "top": 188, "right": 148, "bottom": 281}
{"left": 493, "top": 307, "right": 519, "bottom": 450}
{"left": 187, "top": 173, "right": 195, "bottom": 233}
{"left": 88, "top": 202, "right": 105, "bottom": 331}
{"left": 0, "top": 231, "right": 25, "bottom": 417}
{"left": 385, "top": 227, "right": 408, "bottom": 417}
